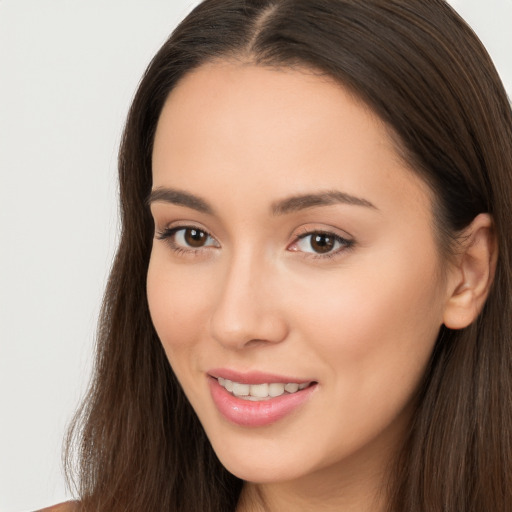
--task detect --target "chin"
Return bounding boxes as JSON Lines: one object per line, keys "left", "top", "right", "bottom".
{"left": 203, "top": 424, "right": 322, "bottom": 483}
{"left": 215, "top": 450, "right": 306, "bottom": 483}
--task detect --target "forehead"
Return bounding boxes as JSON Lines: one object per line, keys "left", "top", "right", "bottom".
{"left": 152, "top": 61, "right": 431, "bottom": 218}
{"left": 155, "top": 61, "right": 380, "bottom": 154}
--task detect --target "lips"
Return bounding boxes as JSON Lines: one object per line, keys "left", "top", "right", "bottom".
{"left": 208, "top": 368, "right": 313, "bottom": 385}
{"left": 207, "top": 369, "right": 317, "bottom": 427}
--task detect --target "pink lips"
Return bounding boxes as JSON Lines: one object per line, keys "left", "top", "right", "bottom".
{"left": 208, "top": 369, "right": 317, "bottom": 427}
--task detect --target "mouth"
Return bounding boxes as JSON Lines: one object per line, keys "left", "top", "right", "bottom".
{"left": 216, "top": 377, "right": 313, "bottom": 401}
{"left": 207, "top": 370, "right": 318, "bottom": 427}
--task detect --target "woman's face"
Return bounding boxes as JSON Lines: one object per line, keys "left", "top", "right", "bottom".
{"left": 147, "top": 62, "right": 452, "bottom": 485}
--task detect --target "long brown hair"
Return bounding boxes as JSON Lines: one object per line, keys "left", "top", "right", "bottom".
{"left": 65, "top": 1, "right": 512, "bottom": 510}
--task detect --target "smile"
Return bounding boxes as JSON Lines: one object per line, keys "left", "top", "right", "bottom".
{"left": 217, "top": 377, "right": 311, "bottom": 400}
{"left": 208, "top": 372, "right": 317, "bottom": 427}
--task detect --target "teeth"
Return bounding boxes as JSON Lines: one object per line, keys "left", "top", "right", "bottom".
{"left": 217, "top": 378, "right": 311, "bottom": 400}
{"left": 284, "top": 383, "right": 299, "bottom": 393}
{"left": 232, "top": 382, "right": 250, "bottom": 396}
{"left": 269, "top": 383, "right": 285, "bottom": 397}
{"left": 250, "top": 383, "right": 269, "bottom": 398}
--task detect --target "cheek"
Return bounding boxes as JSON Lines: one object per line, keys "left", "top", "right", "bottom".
{"left": 286, "top": 246, "right": 445, "bottom": 396}
{"left": 276, "top": 258, "right": 444, "bottom": 464}
{"left": 146, "top": 253, "right": 212, "bottom": 357}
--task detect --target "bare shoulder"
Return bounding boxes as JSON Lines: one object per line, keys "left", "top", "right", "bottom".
{"left": 36, "top": 501, "right": 80, "bottom": 512}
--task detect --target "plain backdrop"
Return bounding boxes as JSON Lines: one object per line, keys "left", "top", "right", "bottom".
{"left": 0, "top": 1, "right": 510, "bottom": 511}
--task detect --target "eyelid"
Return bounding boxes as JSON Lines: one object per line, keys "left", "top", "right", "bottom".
{"left": 294, "top": 223, "right": 354, "bottom": 238}
{"left": 155, "top": 221, "right": 354, "bottom": 260}
{"left": 155, "top": 224, "right": 220, "bottom": 254}
{"left": 288, "top": 226, "right": 355, "bottom": 259}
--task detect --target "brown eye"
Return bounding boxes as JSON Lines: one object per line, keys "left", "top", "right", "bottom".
{"left": 183, "top": 228, "right": 208, "bottom": 247}
{"left": 156, "top": 226, "right": 219, "bottom": 251}
{"left": 291, "top": 230, "right": 353, "bottom": 257}
{"left": 310, "top": 233, "right": 335, "bottom": 253}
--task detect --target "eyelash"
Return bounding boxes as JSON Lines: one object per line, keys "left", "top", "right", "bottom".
{"left": 156, "top": 226, "right": 218, "bottom": 256}
{"left": 292, "top": 229, "right": 355, "bottom": 260}
{"left": 155, "top": 225, "right": 355, "bottom": 260}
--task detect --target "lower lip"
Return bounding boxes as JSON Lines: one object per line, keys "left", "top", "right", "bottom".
{"left": 208, "top": 377, "right": 317, "bottom": 427}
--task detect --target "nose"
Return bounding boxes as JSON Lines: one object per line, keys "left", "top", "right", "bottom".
{"left": 209, "top": 250, "right": 289, "bottom": 350}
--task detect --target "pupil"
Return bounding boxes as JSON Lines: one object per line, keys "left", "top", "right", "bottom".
{"left": 185, "top": 228, "right": 207, "bottom": 248}
{"left": 311, "top": 233, "right": 334, "bottom": 253}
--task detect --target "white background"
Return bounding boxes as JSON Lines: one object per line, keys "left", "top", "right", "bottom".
{"left": 0, "top": 1, "right": 510, "bottom": 511}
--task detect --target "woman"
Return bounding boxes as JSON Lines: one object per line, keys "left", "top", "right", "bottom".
{"left": 44, "top": 0, "right": 512, "bottom": 510}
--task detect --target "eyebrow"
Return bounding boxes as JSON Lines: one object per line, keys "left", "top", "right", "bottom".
{"left": 271, "top": 190, "right": 377, "bottom": 215}
{"left": 148, "top": 187, "right": 214, "bottom": 214}
{"left": 147, "top": 187, "right": 376, "bottom": 216}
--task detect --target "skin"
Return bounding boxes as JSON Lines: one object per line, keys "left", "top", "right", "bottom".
{"left": 146, "top": 62, "right": 491, "bottom": 511}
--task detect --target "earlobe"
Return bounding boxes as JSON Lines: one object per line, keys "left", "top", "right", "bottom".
{"left": 443, "top": 213, "right": 497, "bottom": 330}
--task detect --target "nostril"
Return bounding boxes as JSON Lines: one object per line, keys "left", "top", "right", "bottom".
{"left": 209, "top": 305, "right": 289, "bottom": 350}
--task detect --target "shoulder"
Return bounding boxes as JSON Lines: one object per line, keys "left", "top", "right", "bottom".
{"left": 36, "top": 501, "right": 80, "bottom": 512}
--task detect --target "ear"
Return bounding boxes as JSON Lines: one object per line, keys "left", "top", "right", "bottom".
{"left": 443, "top": 213, "right": 497, "bottom": 330}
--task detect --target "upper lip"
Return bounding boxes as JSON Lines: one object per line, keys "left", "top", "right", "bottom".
{"left": 208, "top": 368, "right": 315, "bottom": 385}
